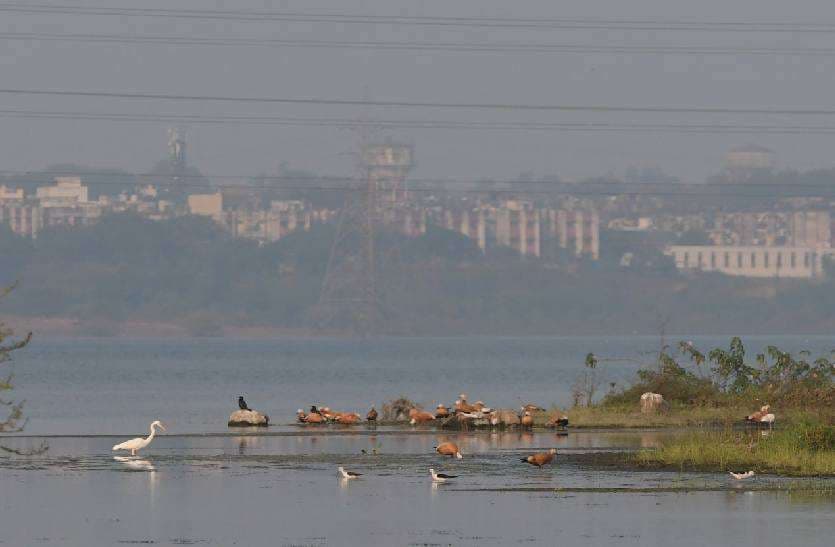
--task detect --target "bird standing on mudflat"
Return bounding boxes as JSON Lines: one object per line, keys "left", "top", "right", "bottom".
{"left": 338, "top": 466, "right": 362, "bottom": 479}
{"left": 521, "top": 448, "right": 557, "bottom": 467}
{"left": 112, "top": 420, "right": 166, "bottom": 456}
{"left": 430, "top": 468, "right": 457, "bottom": 483}
{"left": 435, "top": 442, "right": 463, "bottom": 459}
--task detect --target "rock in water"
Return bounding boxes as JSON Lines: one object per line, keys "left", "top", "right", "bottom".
{"left": 228, "top": 409, "right": 269, "bottom": 427}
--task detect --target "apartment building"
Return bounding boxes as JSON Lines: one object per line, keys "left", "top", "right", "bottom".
{"left": 666, "top": 245, "right": 826, "bottom": 279}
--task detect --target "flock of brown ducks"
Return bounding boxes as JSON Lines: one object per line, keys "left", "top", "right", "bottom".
{"left": 297, "top": 393, "right": 570, "bottom": 429}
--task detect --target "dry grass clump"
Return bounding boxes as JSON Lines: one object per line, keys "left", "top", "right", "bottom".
{"left": 381, "top": 397, "right": 422, "bottom": 421}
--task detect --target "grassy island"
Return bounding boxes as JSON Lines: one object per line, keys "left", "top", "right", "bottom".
{"left": 633, "top": 422, "right": 835, "bottom": 476}
{"left": 558, "top": 337, "right": 835, "bottom": 476}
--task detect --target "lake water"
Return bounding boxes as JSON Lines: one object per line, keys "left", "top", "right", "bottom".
{"left": 8, "top": 335, "right": 835, "bottom": 435}
{"left": 1, "top": 430, "right": 833, "bottom": 546}
{"left": 2, "top": 336, "right": 834, "bottom": 546}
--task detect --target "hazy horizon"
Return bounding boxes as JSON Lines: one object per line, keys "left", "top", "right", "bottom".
{"left": 4, "top": 0, "right": 835, "bottom": 183}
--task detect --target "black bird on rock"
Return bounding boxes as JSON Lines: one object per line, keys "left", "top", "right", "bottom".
{"left": 238, "top": 396, "right": 251, "bottom": 411}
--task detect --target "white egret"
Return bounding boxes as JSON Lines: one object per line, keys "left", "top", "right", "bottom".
{"left": 112, "top": 420, "right": 166, "bottom": 456}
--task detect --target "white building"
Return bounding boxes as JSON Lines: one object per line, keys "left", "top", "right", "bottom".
{"left": 725, "top": 144, "right": 775, "bottom": 171}
{"left": 0, "top": 185, "right": 24, "bottom": 202}
{"left": 0, "top": 202, "right": 42, "bottom": 237}
{"left": 36, "top": 177, "right": 89, "bottom": 205}
{"left": 666, "top": 245, "right": 828, "bottom": 279}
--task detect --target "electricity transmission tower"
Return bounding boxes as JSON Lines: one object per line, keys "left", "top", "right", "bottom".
{"left": 314, "top": 162, "right": 379, "bottom": 335}
{"left": 314, "top": 141, "right": 414, "bottom": 335}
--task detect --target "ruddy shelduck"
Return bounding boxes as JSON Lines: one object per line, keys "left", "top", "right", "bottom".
{"left": 435, "top": 442, "right": 463, "bottom": 459}
{"left": 521, "top": 448, "right": 557, "bottom": 467}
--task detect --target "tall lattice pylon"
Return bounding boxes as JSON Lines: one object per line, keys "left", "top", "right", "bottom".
{"left": 313, "top": 163, "right": 379, "bottom": 335}
{"left": 314, "top": 141, "right": 414, "bottom": 335}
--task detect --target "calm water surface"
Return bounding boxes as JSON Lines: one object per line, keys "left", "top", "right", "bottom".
{"left": 9, "top": 335, "right": 835, "bottom": 435}
{"left": 1, "top": 431, "right": 833, "bottom": 546}
{"left": 1, "top": 336, "right": 834, "bottom": 546}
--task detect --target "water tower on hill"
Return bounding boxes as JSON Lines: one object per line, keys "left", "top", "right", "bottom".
{"left": 362, "top": 141, "right": 414, "bottom": 206}
{"left": 723, "top": 144, "right": 775, "bottom": 181}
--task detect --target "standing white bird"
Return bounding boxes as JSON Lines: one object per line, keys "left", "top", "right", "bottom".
{"left": 338, "top": 466, "right": 362, "bottom": 479}
{"left": 760, "top": 413, "right": 776, "bottom": 429}
{"left": 430, "top": 468, "right": 457, "bottom": 483}
{"left": 729, "top": 470, "right": 755, "bottom": 480}
{"left": 112, "top": 420, "right": 166, "bottom": 456}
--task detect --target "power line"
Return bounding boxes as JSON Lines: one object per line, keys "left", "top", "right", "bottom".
{"left": 2, "top": 3, "right": 835, "bottom": 33}
{"left": 5, "top": 31, "right": 835, "bottom": 57}
{"left": 3, "top": 88, "right": 835, "bottom": 116}
{"left": 8, "top": 108, "right": 835, "bottom": 135}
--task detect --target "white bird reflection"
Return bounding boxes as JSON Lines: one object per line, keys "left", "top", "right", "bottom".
{"left": 113, "top": 455, "right": 155, "bottom": 472}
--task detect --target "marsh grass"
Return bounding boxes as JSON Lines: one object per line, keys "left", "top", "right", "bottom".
{"left": 634, "top": 422, "right": 835, "bottom": 476}
{"left": 559, "top": 405, "right": 835, "bottom": 429}
{"left": 561, "top": 405, "right": 744, "bottom": 428}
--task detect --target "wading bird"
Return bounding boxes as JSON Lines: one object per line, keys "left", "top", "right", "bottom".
{"left": 338, "top": 466, "right": 362, "bottom": 479}
{"left": 430, "top": 468, "right": 457, "bottom": 483}
{"left": 112, "top": 421, "right": 166, "bottom": 456}
{"left": 745, "top": 405, "right": 770, "bottom": 423}
{"left": 435, "top": 442, "right": 463, "bottom": 459}
{"left": 521, "top": 448, "right": 557, "bottom": 467}
{"left": 729, "top": 470, "right": 755, "bottom": 480}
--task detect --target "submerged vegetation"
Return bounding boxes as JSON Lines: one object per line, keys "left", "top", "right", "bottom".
{"left": 635, "top": 422, "right": 835, "bottom": 476}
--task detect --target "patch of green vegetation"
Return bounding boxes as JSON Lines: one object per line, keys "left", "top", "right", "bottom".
{"left": 582, "top": 337, "right": 834, "bottom": 419}
{"left": 634, "top": 422, "right": 835, "bottom": 476}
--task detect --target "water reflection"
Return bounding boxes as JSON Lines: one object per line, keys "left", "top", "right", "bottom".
{"left": 113, "top": 456, "right": 155, "bottom": 472}
{"left": 236, "top": 435, "right": 262, "bottom": 455}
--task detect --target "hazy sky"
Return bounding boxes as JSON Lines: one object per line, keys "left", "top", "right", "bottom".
{"left": 3, "top": 0, "right": 835, "bottom": 183}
